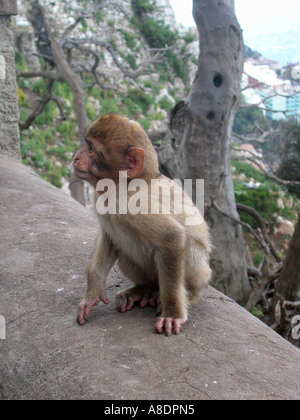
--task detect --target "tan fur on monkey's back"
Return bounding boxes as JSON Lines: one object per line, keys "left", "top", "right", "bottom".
{"left": 96, "top": 174, "right": 212, "bottom": 301}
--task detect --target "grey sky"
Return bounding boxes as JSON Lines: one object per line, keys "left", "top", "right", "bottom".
{"left": 169, "top": 0, "right": 300, "bottom": 28}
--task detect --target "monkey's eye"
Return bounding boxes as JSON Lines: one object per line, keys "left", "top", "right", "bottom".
{"left": 86, "top": 141, "right": 94, "bottom": 152}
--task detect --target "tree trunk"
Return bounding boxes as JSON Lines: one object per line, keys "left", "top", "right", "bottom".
{"left": 275, "top": 215, "right": 300, "bottom": 302}
{"left": 35, "top": 2, "right": 89, "bottom": 204}
{"left": 0, "top": 0, "right": 20, "bottom": 159}
{"left": 158, "top": 0, "right": 250, "bottom": 303}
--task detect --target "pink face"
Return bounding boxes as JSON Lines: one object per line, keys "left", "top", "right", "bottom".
{"left": 73, "top": 137, "right": 145, "bottom": 187}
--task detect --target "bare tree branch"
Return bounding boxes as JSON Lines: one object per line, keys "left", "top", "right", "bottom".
{"left": 211, "top": 198, "right": 271, "bottom": 256}
{"left": 236, "top": 203, "right": 282, "bottom": 262}
{"left": 19, "top": 80, "right": 66, "bottom": 130}
{"left": 232, "top": 148, "right": 300, "bottom": 187}
{"left": 17, "top": 70, "right": 59, "bottom": 81}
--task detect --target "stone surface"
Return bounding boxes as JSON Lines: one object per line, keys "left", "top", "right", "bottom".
{"left": 0, "top": 154, "right": 300, "bottom": 400}
{"left": 0, "top": 16, "right": 20, "bottom": 158}
{"left": 0, "top": 0, "right": 17, "bottom": 16}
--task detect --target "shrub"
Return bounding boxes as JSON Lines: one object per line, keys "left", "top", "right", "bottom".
{"left": 159, "top": 95, "right": 174, "bottom": 111}
{"left": 235, "top": 183, "right": 280, "bottom": 228}
{"left": 231, "top": 160, "right": 266, "bottom": 183}
{"left": 277, "top": 121, "right": 300, "bottom": 198}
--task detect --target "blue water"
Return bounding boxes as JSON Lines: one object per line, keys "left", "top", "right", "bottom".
{"left": 242, "top": 22, "right": 300, "bottom": 66}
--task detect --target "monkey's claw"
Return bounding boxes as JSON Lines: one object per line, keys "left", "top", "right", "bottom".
{"left": 155, "top": 317, "right": 187, "bottom": 336}
{"left": 77, "top": 295, "right": 110, "bottom": 326}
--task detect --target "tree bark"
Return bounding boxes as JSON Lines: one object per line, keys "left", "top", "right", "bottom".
{"left": 158, "top": 0, "right": 250, "bottom": 303}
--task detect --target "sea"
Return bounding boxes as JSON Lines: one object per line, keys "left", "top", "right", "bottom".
{"left": 242, "top": 22, "right": 300, "bottom": 66}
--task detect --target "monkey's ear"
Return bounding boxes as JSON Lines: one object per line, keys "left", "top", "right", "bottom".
{"left": 125, "top": 147, "right": 145, "bottom": 179}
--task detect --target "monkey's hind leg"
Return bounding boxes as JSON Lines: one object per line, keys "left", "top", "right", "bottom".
{"left": 116, "top": 285, "right": 158, "bottom": 313}
{"left": 116, "top": 254, "right": 159, "bottom": 312}
{"left": 185, "top": 246, "right": 212, "bottom": 305}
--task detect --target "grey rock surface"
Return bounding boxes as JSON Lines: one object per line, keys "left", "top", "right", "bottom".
{"left": 0, "top": 11, "right": 20, "bottom": 159}
{"left": 0, "top": 154, "right": 299, "bottom": 400}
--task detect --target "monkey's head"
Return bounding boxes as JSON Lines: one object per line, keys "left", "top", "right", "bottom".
{"left": 73, "top": 114, "right": 159, "bottom": 187}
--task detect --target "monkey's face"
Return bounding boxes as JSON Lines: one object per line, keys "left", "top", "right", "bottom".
{"left": 73, "top": 114, "right": 150, "bottom": 186}
{"left": 73, "top": 137, "right": 123, "bottom": 186}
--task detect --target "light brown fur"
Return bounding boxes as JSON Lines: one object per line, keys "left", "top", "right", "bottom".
{"left": 73, "top": 114, "right": 212, "bottom": 336}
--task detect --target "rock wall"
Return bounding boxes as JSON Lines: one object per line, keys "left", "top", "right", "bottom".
{"left": 1, "top": 154, "right": 300, "bottom": 400}
{"left": 0, "top": 0, "right": 20, "bottom": 159}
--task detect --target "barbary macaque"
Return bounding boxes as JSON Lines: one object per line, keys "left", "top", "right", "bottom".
{"left": 73, "top": 114, "right": 212, "bottom": 336}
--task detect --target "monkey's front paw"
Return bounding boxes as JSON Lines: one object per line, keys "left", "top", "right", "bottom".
{"left": 77, "top": 294, "right": 110, "bottom": 326}
{"left": 155, "top": 317, "right": 187, "bottom": 336}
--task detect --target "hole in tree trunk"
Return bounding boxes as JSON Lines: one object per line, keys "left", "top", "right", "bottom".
{"left": 214, "top": 74, "right": 223, "bottom": 88}
{"left": 207, "top": 111, "right": 215, "bottom": 121}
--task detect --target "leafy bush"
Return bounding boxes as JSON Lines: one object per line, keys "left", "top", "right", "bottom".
{"left": 182, "top": 32, "right": 197, "bottom": 44}
{"left": 233, "top": 97, "right": 270, "bottom": 135}
{"left": 159, "top": 95, "right": 174, "bottom": 112}
{"left": 231, "top": 160, "right": 266, "bottom": 183}
{"left": 131, "top": 0, "right": 185, "bottom": 79}
{"left": 17, "top": 88, "right": 28, "bottom": 107}
{"left": 132, "top": 0, "right": 156, "bottom": 16}
{"left": 119, "top": 29, "right": 137, "bottom": 50}
{"left": 35, "top": 102, "right": 59, "bottom": 126}
{"left": 277, "top": 121, "right": 300, "bottom": 198}
{"left": 234, "top": 183, "right": 280, "bottom": 228}
{"left": 125, "top": 54, "right": 138, "bottom": 70}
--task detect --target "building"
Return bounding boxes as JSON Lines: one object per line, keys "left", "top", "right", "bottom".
{"left": 242, "top": 60, "right": 300, "bottom": 122}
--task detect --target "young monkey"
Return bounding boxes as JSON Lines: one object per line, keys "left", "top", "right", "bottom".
{"left": 73, "top": 114, "right": 212, "bottom": 336}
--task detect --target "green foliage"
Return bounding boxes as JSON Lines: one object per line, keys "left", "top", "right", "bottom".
{"left": 252, "top": 307, "right": 263, "bottom": 317}
{"left": 182, "top": 32, "right": 197, "bottom": 44}
{"left": 123, "top": 88, "right": 156, "bottom": 115}
{"left": 231, "top": 160, "right": 266, "bottom": 183}
{"left": 15, "top": 51, "right": 28, "bottom": 72}
{"left": 159, "top": 95, "right": 174, "bottom": 112}
{"left": 17, "top": 88, "right": 28, "bottom": 107}
{"left": 277, "top": 121, "right": 300, "bottom": 198}
{"left": 253, "top": 251, "right": 264, "bottom": 267}
{"left": 35, "top": 102, "right": 59, "bottom": 126}
{"left": 138, "top": 17, "right": 177, "bottom": 49}
{"left": 54, "top": 82, "right": 73, "bottom": 102}
{"left": 86, "top": 102, "right": 97, "bottom": 120}
{"left": 95, "top": 11, "right": 104, "bottom": 23}
{"left": 32, "top": 78, "right": 48, "bottom": 96}
{"left": 132, "top": 0, "right": 156, "bottom": 16}
{"left": 131, "top": 0, "right": 185, "bottom": 79}
{"left": 233, "top": 98, "right": 270, "bottom": 135}
{"left": 119, "top": 29, "right": 137, "bottom": 50}
{"left": 235, "top": 183, "right": 280, "bottom": 228}
{"left": 125, "top": 54, "right": 137, "bottom": 70}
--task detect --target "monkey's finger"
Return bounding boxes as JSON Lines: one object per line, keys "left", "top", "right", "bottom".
{"left": 173, "top": 318, "right": 187, "bottom": 335}
{"left": 140, "top": 295, "right": 150, "bottom": 308}
{"left": 156, "top": 303, "right": 162, "bottom": 317}
{"left": 149, "top": 297, "right": 156, "bottom": 307}
{"left": 155, "top": 317, "right": 165, "bottom": 334}
{"left": 116, "top": 295, "right": 128, "bottom": 313}
{"left": 126, "top": 296, "right": 136, "bottom": 311}
{"left": 83, "top": 305, "right": 94, "bottom": 321}
{"left": 77, "top": 305, "right": 88, "bottom": 325}
{"left": 165, "top": 318, "right": 173, "bottom": 337}
{"left": 173, "top": 319, "right": 181, "bottom": 335}
{"left": 100, "top": 296, "right": 110, "bottom": 305}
